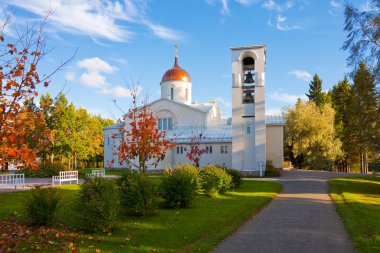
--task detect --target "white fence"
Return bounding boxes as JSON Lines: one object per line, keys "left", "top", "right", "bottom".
{"left": 0, "top": 174, "right": 25, "bottom": 189}
{"left": 52, "top": 171, "right": 78, "bottom": 186}
{"left": 86, "top": 169, "right": 105, "bottom": 178}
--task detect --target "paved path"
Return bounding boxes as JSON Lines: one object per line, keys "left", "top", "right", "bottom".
{"left": 213, "top": 170, "right": 361, "bottom": 253}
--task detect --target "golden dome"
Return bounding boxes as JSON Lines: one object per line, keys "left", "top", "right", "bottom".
{"left": 162, "top": 48, "right": 191, "bottom": 82}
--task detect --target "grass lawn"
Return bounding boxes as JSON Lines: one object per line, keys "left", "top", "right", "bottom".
{"left": 329, "top": 177, "right": 380, "bottom": 253}
{"left": 0, "top": 180, "right": 281, "bottom": 253}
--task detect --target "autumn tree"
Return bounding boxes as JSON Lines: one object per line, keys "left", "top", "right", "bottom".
{"left": 285, "top": 100, "right": 342, "bottom": 170}
{"left": 111, "top": 87, "right": 176, "bottom": 173}
{"left": 0, "top": 16, "right": 71, "bottom": 170}
{"left": 343, "top": 0, "right": 380, "bottom": 82}
{"left": 184, "top": 132, "right": 207, "bottom": 168}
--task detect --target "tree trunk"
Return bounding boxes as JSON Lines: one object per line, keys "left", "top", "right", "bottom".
{"left": 74, "top": 152, "right": 77, "bottom": 170}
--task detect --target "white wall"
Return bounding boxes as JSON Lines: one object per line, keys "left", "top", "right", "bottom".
{"left": 266, "top": 125, "right": 284, "bottom": 169}
{"left": 161, "top": 80, "right": 192, "bottom": 105}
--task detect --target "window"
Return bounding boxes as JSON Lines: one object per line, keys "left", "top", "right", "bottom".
{"left": 224, "top": 145, "right": 228, "bottom": 154}
{"left": 221, "top": 146, "right": 224, "bottom": 154}
{"left": 180, "top": 147, "right": 183, "bottom": 154}
{"left": 107, "top": 137, "right": 110, "bottom": 146}
{"left": 247, "top": 126, "right": 251, "bottom": 134}
{"left": 158, "top": 117, "right": 173, "bottom": 130}
{"left": 177, "top": 147, "right": 180, "bottom": 154}
{"left": 205, "top": 146, "right": 213, "bottom": 154}
{"left": 209, "top": 146, "right": 212, "bottom": 154}
{"left": 170, "top": 87, "right": 174, "bottom": 100}
{"left": 186, "top": 88, "right": 188, "bottom": 101}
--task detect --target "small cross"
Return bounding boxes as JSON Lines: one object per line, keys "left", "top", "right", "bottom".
{"left": 175, "top": 44, "right": 178, "bottom": 58}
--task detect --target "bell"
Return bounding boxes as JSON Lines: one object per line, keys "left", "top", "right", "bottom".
{"left": 243, "top": 91, "right": 254, "bottom": 103}
{"left": 244, "top": 71, "right": 255, "bottom": 84}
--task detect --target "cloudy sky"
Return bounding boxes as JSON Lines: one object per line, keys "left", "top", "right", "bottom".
{"left": 1, "top": 0, "right": 371, "bottom": 119}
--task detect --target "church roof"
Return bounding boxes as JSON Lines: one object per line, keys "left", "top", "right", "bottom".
{"left": 161, "top": 53, "right": 191, "bottom": 82}
{"left": 188, "top": 102, "right": 214, "bottom": 113}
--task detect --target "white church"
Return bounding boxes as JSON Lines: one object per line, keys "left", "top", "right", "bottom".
{"left": 104, "top": 45, "right": 284, "bottom": 174}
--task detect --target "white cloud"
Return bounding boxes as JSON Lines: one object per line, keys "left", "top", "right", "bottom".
{"left": 206, "top": 0, "right": 229, "bottom": 15}
{"left": 65, "top": 71, "right": 76, "bottom": 81}
{"left": 270, "top": 91, "right": 307, "bottom": 104}
{"left": 78, "top": 57, "right": 118, "bottom": 73}
{"left": 142, "top": 20, "right": 182, "bottom": 41}
{"left": 276, "top": 15, "right": 302, "bottom": 31}
{"left": 330, "top": 1, "right": 342, "bottom": 8}
{"left": 266, "top": 107, "right": 283, "bottom": 115}
{"left": 289, "top": 70, "right": 312, "bottom": 81}
{"left": 5, "top": 0, "right": 182, "bottom": 42}
{"left": 215, "top": 97, "right": 232, "bottom": 108}
{"left": 80, "top": 71, "right": 108, "bottom": 88}
{"left": 77, "top": 57, "right": 117, "bottom": 88}
{"left": 262, "top": 0, "right": 293, "bottom": 12}
{"left": 98, "top": 85, "right": 143, "bottom": 98}
{"left": 277, "top": 14, "right": 286, "bottom": 22}
{"left": 234, "top": 0, "right": 260, "bottom": 5}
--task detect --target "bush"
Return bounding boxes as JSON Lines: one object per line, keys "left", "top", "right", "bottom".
{"left": 200, "top": 165, "right": 232, "bottom": 197}
{"left": 265, "top": 161, "right": 281, "bottom": 177}
{"left": 77, "top": 178, "right": 120, "bottom": 233}
{"left": 221, "top": 167, "right": 242, "bottom": 189}
{"left": 25, "top": 186, "right": 60, "bottom": 226}
{"left": 18, "top": 163, "right": 68, "bottom": 178}
{"left": 160, "top": 164, "right": 200, "bottom": 208}
{"left": 117, "top": 170, "right": 157, "bottom": 216}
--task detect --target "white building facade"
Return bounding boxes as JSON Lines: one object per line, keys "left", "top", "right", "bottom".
{"left": 104, "top": 45, "right": 284, "bottom": 173}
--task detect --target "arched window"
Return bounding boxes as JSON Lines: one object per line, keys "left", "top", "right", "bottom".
{"left": 170, "top": 87, "right": 174, "bottom": 100}
{"left": 185, "top": 88, "right": 188, "bottom": 101}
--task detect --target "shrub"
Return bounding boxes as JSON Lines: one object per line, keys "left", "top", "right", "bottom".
{"left": 18, "top": 163, "right": 68, "bottom": 178}
{"left": 160, "top": 164, "right": 200, "bottom": 208}
{"left": 25, "top": 186, "right": 60, "bottom": 226}
{"left": 265, "top": 161, "right": 281, "bottom": 177}
{"left": 221, "top": 167, "right": 242, "bottom": 189}
{"left": 77, "top": 178, "right": 120, "bottom": 233}
{"left": 199, "top": 165, "right": 232, "bottom": 197}
{"left": 117, "top": 170, "right": 157, "bottom": 216}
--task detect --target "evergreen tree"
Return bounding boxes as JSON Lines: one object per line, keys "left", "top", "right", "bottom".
{"left": 306, "top": 74, "right": 323, "bottom": 106}
{"left": 347, "top": 62, "right": 379, "bottom": 173}
{"left": 331, "top": 76, "right": 352, "bottom": 172}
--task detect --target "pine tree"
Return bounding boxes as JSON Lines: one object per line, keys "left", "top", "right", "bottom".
{"left": 331, "top": 76, "right": 352, "bottom": 172}
{"left": 347, "top": 62, "right": 379, "bottom": 173}
{"left": 306, "top": 74, "right": 323, "bottom": 106}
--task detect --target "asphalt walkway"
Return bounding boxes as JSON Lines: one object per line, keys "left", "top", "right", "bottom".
{"left": 213, "top": 170, "right": 359, "bottom": 253}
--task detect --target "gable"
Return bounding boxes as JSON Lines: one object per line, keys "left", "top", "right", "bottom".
{"left": 149, "top": 98, "right": 207, "bottom": 128}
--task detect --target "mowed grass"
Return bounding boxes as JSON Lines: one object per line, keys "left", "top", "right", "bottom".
{"left": 329, "top": 177, "right": 380, "bottom": 253}
{"left": 0, "top": 180, "right": 281, "bottom": 253}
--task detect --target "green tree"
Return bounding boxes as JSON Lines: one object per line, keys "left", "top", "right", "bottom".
{"left": 285, "top": 100, "right": 342, "bottom": 170}
{"left": 343, "top": 0, "right": 380, "bottom": 82}
{"left": 306, "top": 74, "right": 324, "bottom": 106}
{"left": 331, "top": 76, "right": 352, "bottom": 172}
{"left": 346, "top": 62, "right": 379, "bottom": 173}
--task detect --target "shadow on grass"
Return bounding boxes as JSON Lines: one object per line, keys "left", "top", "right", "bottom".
{"left": 330, "top": 177, "right": 380, "bottom": 253}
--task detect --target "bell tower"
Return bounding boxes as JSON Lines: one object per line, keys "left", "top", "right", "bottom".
{"left": 231, "top": 46, "right": 266, "bottom": 173}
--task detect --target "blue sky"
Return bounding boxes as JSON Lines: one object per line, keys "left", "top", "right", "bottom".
{"left": 1, "top": 0, "right": 372, "bottom": 120}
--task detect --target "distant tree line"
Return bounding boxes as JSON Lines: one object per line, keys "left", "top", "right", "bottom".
{"left": 38, "top": 93, "right": 114, "bottom": 169}
{"left": 285, "top": 1, "right": 380, "bottom": 173}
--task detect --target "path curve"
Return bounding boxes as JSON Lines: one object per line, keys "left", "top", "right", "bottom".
{"left": 213, "top": 170, "right": 358, "bottom": 253}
